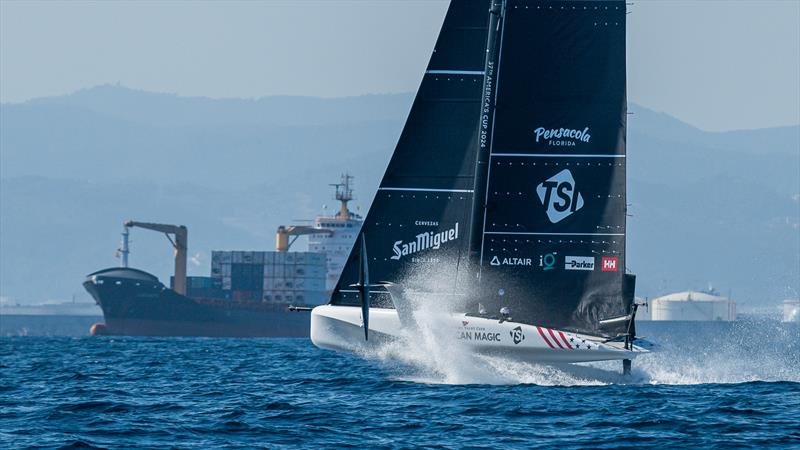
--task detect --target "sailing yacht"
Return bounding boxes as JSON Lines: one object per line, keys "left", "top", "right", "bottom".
{"left": 311, "top": 0, "right": 648, "bottom": 373}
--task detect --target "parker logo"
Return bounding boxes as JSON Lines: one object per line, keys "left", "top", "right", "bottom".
{"left": 565, "top": 256, "right": 595, "bottom": 271}
{"left": 536, "top": 169, "right": 584, "bottom": 223}
{"left": 510, "top": 326, "right": 525, "bottom": 345}
{"left": 534, "top": 126, "right": 591, "bottom": 147}
{"left": 490, "top": 255, "right": 532, "bottom": 266}
{"left": 601, "top": 257, "right": 619, "bottom": 272}
{"left": 391, "top": 223, "right": 459, "bottom": 260}
{"left": 539, "top": 252, "right": 557, "bottom": 271}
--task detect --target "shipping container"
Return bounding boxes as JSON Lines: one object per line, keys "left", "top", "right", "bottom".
{"left": 213, "top": 251, "right": 231, "bottom": 264}
{"left": 254, "top": 252, "right": 265, "bottom": 264}
{"left": 231, "top": 263, "right": 264, "bottom": 291}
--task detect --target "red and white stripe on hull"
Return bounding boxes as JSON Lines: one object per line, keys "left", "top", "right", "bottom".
{"left": 311, "top": 304, "right": 647, "bottom": 364}
{"left": 536, "top": 326, "right": 601, "bottom": 351}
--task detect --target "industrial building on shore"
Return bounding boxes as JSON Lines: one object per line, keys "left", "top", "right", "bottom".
{"left": 642, "top": 289, "right": 737, "bottom": 322}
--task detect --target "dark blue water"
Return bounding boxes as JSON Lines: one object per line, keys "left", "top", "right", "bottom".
{"left": 2, "top": 320, "right": 798, "bottom": 449}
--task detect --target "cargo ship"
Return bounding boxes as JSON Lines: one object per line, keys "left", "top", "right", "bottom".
{"left": 84, "top": 175, "right": 362, "bottom": 337}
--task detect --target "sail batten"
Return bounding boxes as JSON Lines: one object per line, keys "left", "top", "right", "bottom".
{"left": 490, "top": 153, "right": 625, "bottom": 158}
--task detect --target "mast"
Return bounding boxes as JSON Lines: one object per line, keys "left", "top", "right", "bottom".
{"left": 330, "top": 173, "right": 354, "bottom": 219}
{"left": 119, "top": 225, "right": 130, "bottom": 268}
{"left": 469, "top": 0, "right": 506, "bottom": 274}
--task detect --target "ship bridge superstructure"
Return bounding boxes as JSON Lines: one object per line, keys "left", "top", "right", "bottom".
{"left": 308, "top": 174, "right": 364, "bottom": 291}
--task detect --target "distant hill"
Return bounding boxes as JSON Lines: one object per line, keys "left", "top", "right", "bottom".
{"left": 1, "top": 85, "right": 798, "bottom": 309}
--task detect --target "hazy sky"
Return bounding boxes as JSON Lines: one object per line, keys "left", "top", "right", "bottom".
{"left": 1, "top": 0, "right": 798, "bottom": 131}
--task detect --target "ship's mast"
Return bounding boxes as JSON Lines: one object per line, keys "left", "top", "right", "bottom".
{"left": 330, "top": 174, "right": 354, "bottom": 219}
{"left": 119, "top": 225, "right": 130, "bottom": 268}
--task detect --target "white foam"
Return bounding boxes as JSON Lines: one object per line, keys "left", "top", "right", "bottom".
{"left": 360, "top": 260, "right": 800, "bottom": 386}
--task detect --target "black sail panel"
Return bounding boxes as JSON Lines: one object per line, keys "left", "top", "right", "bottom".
{"left": 478, "top": 1, "right": 630, "bottom": 335}
{"left": 331, "top": 0, "right": 491, "bottom": 307}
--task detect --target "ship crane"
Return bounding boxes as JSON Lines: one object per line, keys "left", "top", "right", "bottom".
{"left": 123, "top": 220, "right": 188, "bottom": 295}
{"left": 275, "top": 225, "right": 332, "bottom": 252}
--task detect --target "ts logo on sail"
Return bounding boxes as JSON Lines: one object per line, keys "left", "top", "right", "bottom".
{"left": 536, "top": 169, "right": 584, "bottom": 223}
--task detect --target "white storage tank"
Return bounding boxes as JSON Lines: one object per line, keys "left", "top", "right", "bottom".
{"left": 650, "top": 290, "right": 736, "bottom": 321}
{"left": 784, "top": 299, "right": 800, "bottom": 323}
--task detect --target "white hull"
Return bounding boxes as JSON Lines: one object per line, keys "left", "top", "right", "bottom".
{"left": 311, "top": 304, "right": 646, "bottom": 364}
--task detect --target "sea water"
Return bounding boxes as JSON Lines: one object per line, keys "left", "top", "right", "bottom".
{"left": 1, "top": 319, "right": 798, "bottom": 448}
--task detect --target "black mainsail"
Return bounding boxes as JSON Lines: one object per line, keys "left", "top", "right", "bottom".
{"left": 331, "top": 0, "right": 633, "bottom": 337}
{"left": 330, "top": 0, "right": 490, "bottom": 307}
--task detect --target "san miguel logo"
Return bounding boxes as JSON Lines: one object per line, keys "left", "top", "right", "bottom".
{"left": 391, "top": 223, "right": 459, "bottom": 260}
{"left": 534, "top": 126, "right": 591, "bottom": 147}
{"left": 536, "top": 169, "right": 584, "bottom": 223}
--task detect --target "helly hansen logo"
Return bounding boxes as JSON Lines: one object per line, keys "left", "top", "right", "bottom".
{"left": 536, "top": 169, "right": 584, "bottom": 223}
{"left": 601, "top": 257, "right": 619, "bottom": 272}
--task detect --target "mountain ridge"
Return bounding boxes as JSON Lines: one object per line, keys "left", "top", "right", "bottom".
{"left": 1, "top": 85, "right": 797, "bottom": 309}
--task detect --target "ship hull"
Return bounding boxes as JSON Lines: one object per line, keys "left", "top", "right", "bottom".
{"left": 311, "top": 304, "right": 647, "bottom": 363}
{"left": 84, "top": 268, "right": 311, "bottom": 337}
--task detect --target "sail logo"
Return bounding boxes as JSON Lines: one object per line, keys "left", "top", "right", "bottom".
{"left": 510, "top": 326, "right": 525, "bottom": 345}
{"left": 536, "top": 169, "right": 585, "bottom": 223}
{"left": 539, "top": 252, "right": 557, "bottom": 271}
{"left": 565, "top": 256, "right": 595, "bottom": 271}
{"left": 391, "top": 223, "right": 459, "bottom": 260}
{"left": 490, "top": 255, "right": 532, "bottom": 266}
{"left": 601, "top": 257, "right": 619, "bottom": 272}
{"left": 534, "top": 126, "right": 591, "bottom": 147}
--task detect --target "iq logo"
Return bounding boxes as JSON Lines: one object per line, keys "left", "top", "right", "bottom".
{"left": 539, "top": 252, "right": 557, "bottom": 271}
{"left": 601, "top": 257, "right": 619, "bottom": 272}
{"left": 536, "top": 169, "right": 584, "bottom": 224}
